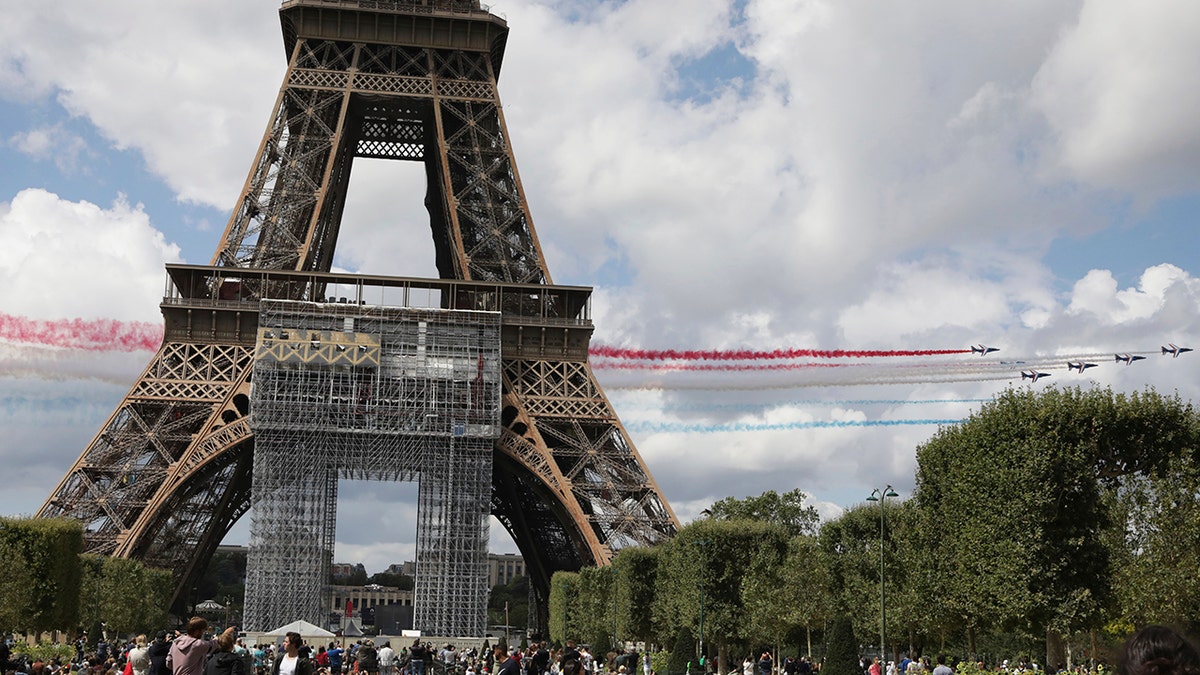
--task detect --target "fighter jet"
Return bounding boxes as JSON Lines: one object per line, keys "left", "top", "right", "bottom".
{"left": 1115, "top": 353, "right": 1147, "bottom": 365}
{"left": 1067, "top": 361, "right": 1098, "bottom": 373}
{"left": 1021, "top": 370, "right": 1051, "bottom": 383}
{"left": 971, "top": 344, "right": 999, "bottom": 355}
{"left": 1162, "top": 344, "right": 1194, "bottom": 358}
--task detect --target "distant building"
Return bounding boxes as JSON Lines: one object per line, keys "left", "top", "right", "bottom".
{"left": 487, "top": 553, "right": 525, "bottom": 588}
{"left": 384, "top": 562, "right": 415, "bottom": 577}
{"left": 331, "top": 562, "right": 366, "bottom": 581}
{"left": 329, "top": 583, "right": 415, "bottom": 631}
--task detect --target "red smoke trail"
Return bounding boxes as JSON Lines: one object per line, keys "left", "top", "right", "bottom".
{"left": 0, "top": 313, "right": 161, "bottom": 352}
{"left": 590, "top": 344, "right": 970, "bottom": 361}
{"left": 590, "top": 360, "right": 846, "bottom": 372}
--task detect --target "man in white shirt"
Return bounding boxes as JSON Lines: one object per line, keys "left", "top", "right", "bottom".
{"left": 378, "top": 643, "right": 396, "bottom": 675}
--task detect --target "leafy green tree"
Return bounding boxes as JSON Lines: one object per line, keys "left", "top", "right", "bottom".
{"left": 576, "top": 565, "right": 615, "bottom": 654}
{"left": 369, "top": 572, "right": 415, "bottom": 590}
{"left": 819, "top": 504, "right": 890, "bottom": 651}
{"left": 0, "top": 517, "right": 83, "bottom": 633}
{"left": 80, "top": 555, "right": 172, "bottom": 636}
{"left": 707, "top": 489, "right": 820, "bottom": 538}
{"left": 913, "top": 386, "right": 1200, "bottom": 659}
{"left": 741, "top": 532, "right": 795, "bottom": 658}
{"left": 612, "top": 546, "right": 661, "bottom": 643}
{"left": 785, "top": 535, "right": 835, "bottom": 658}
{"left": 821, "top": 616, "right": 860, "bottom": 675}
{"left": 488, "top": 573, "right": 530, "bottom": 631}
{"left": 657, "top": 518, "right": 790, "bottom": 675}
{"left": 549, "top": 571, "right": 582, "bottom": 646}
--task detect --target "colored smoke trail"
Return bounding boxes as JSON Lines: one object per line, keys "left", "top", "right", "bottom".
{"left": 644, "top": 397, "right": 992, "bottom": 412}
{"left": 591, "top": 360, "right": 846, "bottom": 372}
{"left": 0, "top": 313, "right": 161, "bottom": 352}
{"left": 624, "top": 418, "right": 964, "bottom": 433}
{"left": 590, "top": 344, "right": 970, "bottom": 361}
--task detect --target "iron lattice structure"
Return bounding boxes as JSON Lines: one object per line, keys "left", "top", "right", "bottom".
{"left": 38, "top": 0, "right": 679, "bottom": 632}
{"left": 248, "top": 300, "right": 500, "bottom": 634}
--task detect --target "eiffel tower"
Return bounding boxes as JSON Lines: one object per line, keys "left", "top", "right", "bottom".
{"left": 37, "top": 0, "right": 678, "bottom": 634}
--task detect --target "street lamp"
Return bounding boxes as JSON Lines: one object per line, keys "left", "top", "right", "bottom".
{"left": 865, "top": 486, "right": 899, "bottom": 666}
{"left": 693, "top": 539, "right": 710, "bottom": 673}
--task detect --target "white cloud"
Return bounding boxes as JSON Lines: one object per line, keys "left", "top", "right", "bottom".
{"left": 9, "top": 124, "right": 91, "bottom": 174}
{"left": 1030, "top": 0, "right": 1200, "bottom": 198}
{"left": 1066, "top": 264, "right": 1198, "bottom": 324}
{"left": 3, "top": 0, "right": 1200, "bottom": 569}
{"left": 0, "top": 2, "right": 281, "bottom": 208}
{"left": 0, "top": 188, "right": 180, "bottom": 322}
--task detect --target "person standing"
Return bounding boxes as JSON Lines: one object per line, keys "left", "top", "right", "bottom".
{"left": 930, "top": 656, "right": 951, "bottom": 675}
{"left": 272, "top": 634, "right": 313, "bottom": 675}
{"left": 327, "top": 646, "right": 343, "bottom": 675}
{"left": 168, "top": 619, "right": 236, "bottom": 675}
{"left": 147, "top": 632, "right": 171, "bottom": 675}
{"left": 408, "top": 642, "right": 427, "bottom": 675}
{"left": 128, "top": 636, "right": 151, "bottom": 675}
{"left": 377, "top": 643, "right": 396, "bottom": 675}
{"left": 356, "top": 641, "right": 379, "bottom": 675}
{"left": 204, "top": 634, "right": 246, "bottom": 675}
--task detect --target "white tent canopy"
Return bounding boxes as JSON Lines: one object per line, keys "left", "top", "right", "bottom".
{"left": 264, "top": 620, "right": 335, "bottom": 638}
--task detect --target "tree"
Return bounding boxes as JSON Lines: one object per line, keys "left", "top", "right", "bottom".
{"left": 0, "top": 517, "right": 83, "bottom": 633}
{"left": 80, "top": 555, "right": 173, "bottom": 637}
{"left": 821, "top": 616, "right": 860, "bottom": 675}
{"left": 785, "top": 535, "right": 835, "bottom": 658}
{"left": 368, "top": 572, "right": 415, "bottom": 590}
{"left": 549, "top": 571, "right": 582, "bottom": 646}
{"left": 707, "top": 489, "right": 820, "bottom": 538}
{"left": 913, "top": 386, "right": 1200, "bottom": 660}
{"left": 612, "top": 546, "right": 661, "bottom": 644}
{"left": 489, "top": 574, "right": 530, "bottom": 631}
{"left": 656, "top": 518, "right": 790, "bottom": 675}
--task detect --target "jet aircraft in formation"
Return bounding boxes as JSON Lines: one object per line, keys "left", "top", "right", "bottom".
{"left": 1067, "top": 361, "right": 1098, "bottom": 373}
{"left": 1115, "top": 353, "right": 1147, "bottom": 365}
{"left": 1162, "top": 344, "right": 1194, "bottom": 358}
{"left": 971, "top": 344, "right": 999, "bottom": 355}
{"left": 1021, "top": 370, "right": 1051, "bottom": 383}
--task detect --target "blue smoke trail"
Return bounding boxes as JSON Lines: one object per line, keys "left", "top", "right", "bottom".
{"left": 624, "top": 418, "right": 964, "bottom": 433}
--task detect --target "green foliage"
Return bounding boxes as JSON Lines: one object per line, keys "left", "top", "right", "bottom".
{"left": 576, "top": 565, "right": 616, "bottom": 652}
{"left": 707, "top": 489, "right": 820, "bottom": 538}
{"left": 12, "top": 642, "right": 77, "bottom": 664}
{"left": 667, "top": 629, "right": 696, "bottom": 675}
{"left": 651, "top": 651, "right": 672, "bottom": 675}
{"left": 656, "top": 518, "right": 790, "bottom": 663}
{"left": 194, "top": 547, "right": 248, "bottom": 613}
{"left": 489, "top": 574, "right": 530, "bottom": 630}
{"left": 821, "top": 616, "right": 860, "bottom": 675}
{"left": 369, "top": 572, "right": 415, "bottom": 590}
{"left": 913, "top": 385, "right": 1200, "bottom": 653}
{"left": 549, "top": 571, "right": 581, "bottom": 645}
{"left": 612, "top": 546, "right": 661, "bottom": 643}
{"left": 0, "top": 517, "right": 83, "bottom": 633}
{"left": 80, "top": 555, "right": 173, "bottom": 636}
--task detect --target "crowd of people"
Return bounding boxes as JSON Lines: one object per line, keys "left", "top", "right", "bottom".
{"left": 4, "top": 623, "right": 1200, "bottom": 675}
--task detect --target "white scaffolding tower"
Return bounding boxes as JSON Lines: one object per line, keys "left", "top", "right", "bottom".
{"left": 244, "top": 299, "right": 501, "bottom": 635}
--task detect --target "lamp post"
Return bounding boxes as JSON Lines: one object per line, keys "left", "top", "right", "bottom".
{"left": 693, "top": 539, "right": 710, "bottom": 672}
{"left": 865, "top": 486, "right": 899, "bottom": 666}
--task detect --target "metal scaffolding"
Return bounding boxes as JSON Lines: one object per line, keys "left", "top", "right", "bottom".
{"left": 245, "top": 299, "right": 501, "bottom": 635}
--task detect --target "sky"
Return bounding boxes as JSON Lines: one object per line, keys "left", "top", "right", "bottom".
{"left": 1, "top": 0, "right": 1199, "bottom": 574}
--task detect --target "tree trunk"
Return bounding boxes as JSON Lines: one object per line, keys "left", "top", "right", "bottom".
{"left": 1046, "top": 628, "right": 1065, "bottom": 671}
{"left": 806, "top": 626, "right": 813, "bottom": 659}
{"left": 966, "top": 626, "right": 976, "bottom": 662}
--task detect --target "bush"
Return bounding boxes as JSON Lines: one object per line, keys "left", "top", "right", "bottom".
{"left": 821, "top": 616, "right": 860, "bottom": 675}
